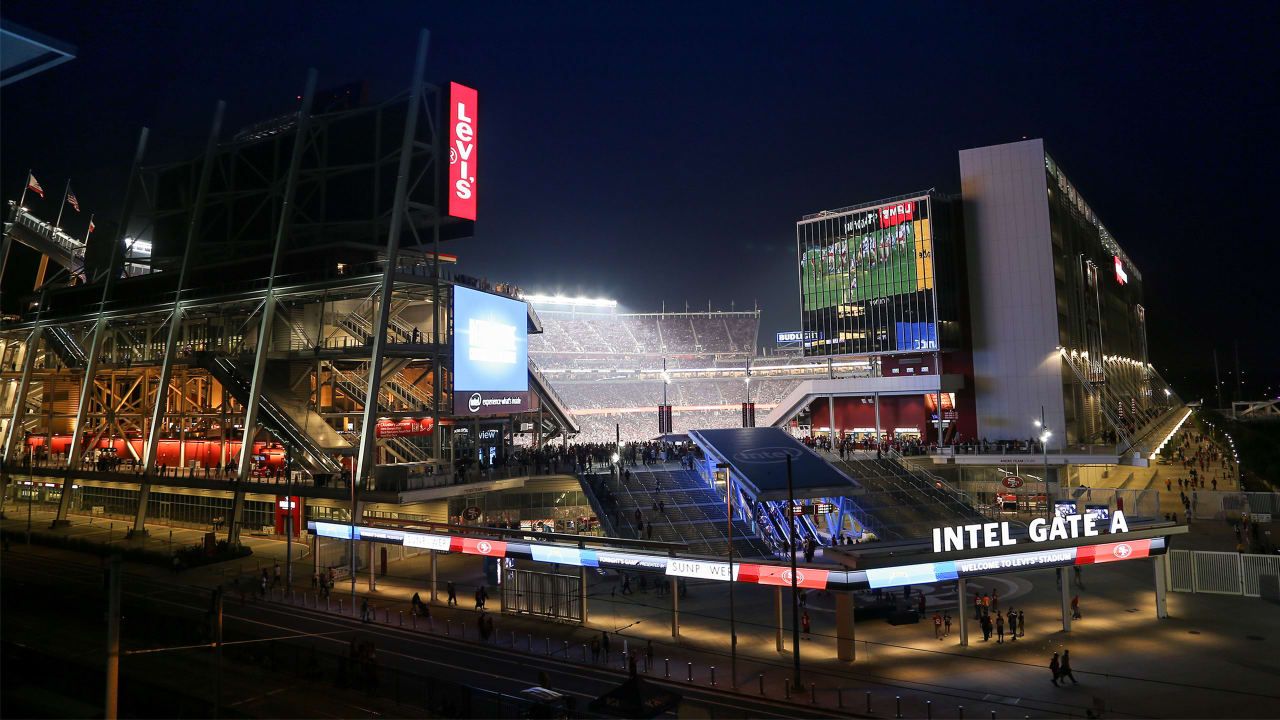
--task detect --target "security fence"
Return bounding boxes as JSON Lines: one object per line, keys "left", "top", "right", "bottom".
{"left": 502, "top": 568, "right": 583, "bottom": 623}
{"left": 1167, "top": 549, "right": 1280, "bottom": 597}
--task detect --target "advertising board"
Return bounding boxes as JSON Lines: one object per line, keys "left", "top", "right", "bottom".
{"left": 453, "top": 286, "right": 529, "bottom": 415}
{"left": 448, "top": 82, "right": 478, "bottom": 220}
{"left": 800, "top": 198, "right": 934, "bottom": 310}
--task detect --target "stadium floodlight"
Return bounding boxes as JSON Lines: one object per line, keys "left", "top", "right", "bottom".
{"left": 611, "top": 453, "right": 619, "bottom": 463}
{"left": 522, "top": 293, "right": 617, "bottom": 308}
{"left": 1033, "top": 419, "right": 1041, "bottom": 427}
{"left": 1040, "top": 431, "right": 1051, "bottom": 442}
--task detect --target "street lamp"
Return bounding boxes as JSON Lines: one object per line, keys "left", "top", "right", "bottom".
{"left": 1035, "top": 407, "right": 1053, "bottom": 513}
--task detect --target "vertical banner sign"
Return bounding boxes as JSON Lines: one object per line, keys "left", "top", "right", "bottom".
{"left": 658, "top": 406, "right": 667, "bottom": 434}
{"left": 449, "top": 82, "right": 478, "bottom": 220}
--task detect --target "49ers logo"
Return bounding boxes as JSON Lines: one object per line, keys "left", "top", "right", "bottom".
{"left": 477, "top": 541, "right": 493, "bottom": 555}
{"left": 1111, "top": 543, "right": 1133, "bottom": 559}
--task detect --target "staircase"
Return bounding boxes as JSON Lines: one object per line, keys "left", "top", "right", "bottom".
{"left": 45, "top": 326, "right": 87, "bottom": 367}
{"left": 196, "top": 354, "right": 343, "bottom": 475}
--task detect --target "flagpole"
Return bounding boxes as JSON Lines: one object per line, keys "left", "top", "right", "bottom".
{"left": 19, "top": 170, "right": 31, "bottom": 208}
{"left": 55, "top": 179, "right": 70, "bottom": 228}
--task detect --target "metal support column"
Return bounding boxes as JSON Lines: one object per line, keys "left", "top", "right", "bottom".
{"left": 957, "top": 578, "right": 969, "bottom": 646}
{"left": 369, "top": 539, "right": 377, "bottom": 591}
{"left": 235, "top": 71, "right": 318, "bottom": 487}
{"left": 1, "top": 328, "right": 41, "bottom": 463}
{"left": 430, "top": 548, "right": 438, "bottom": 603}
{"left": 874, "top": 392, "right": 881, "bottom": 439}
{"left": 1154, "top": 556, "right": 1169, "bottom": 618}
{"left": 774, "top": 585, "right": 784, "bottom": 652}
{"left": 1060, "top": 567, "right": 1072, "bottom": 632}
{"left": 670, "top": 576, "right": 679, "bottom": 638}
{"left": 137, "top": 102, "right": 225, "bottom": 535}
{"left": 57, "top": 127, "right": 150, "bottom": 525}
{"left": 828, "top": 395, "right": 836, "bottom": 439}
{"left": 836, "top": 591, "right": 855, "bottom": 661}
{"left": 228, "top": 489, "right": 245, "bottom": 545}
{"left": 355, "top": 29, "right": 431, "bottom": 494}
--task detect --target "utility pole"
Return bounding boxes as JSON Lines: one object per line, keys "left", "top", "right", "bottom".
{"left": 717, "top": 462, "right": 737, "bottom": 688}
{"left": 105, "top": 554, "right": 121, "bottom": 719}
{"left": 786, "top": 454, "right": 801, "bottom": 690}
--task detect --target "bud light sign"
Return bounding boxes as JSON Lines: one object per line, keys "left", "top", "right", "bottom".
{"left": 449, "top": 82, "right": 478, "bottom": 220}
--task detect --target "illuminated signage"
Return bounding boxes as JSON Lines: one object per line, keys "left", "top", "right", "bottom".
{"left": 452, "top": 537, "right": 508, "bottom": 557}
{"left": 1001, "top": 475, "right": 1024, "bottom": 489}
{"left": 665, "top": 558, "right": 733, "bottom": 581}
{"left": 1114, "top": 256, "right": 1128, "bottom": 285}
{"left": 531, "top": 545, "right": 599, "bottom": 567}
{"left": 776, "top": 331, "right": 821, "bottom": 343}
{"left": 932, "top": 511, "right": 1129, "bottom": 553}
{"left": 737, "top": 564, "right": 830, "bottom": 590}
{"left": 375, "top": 417, "right": 435, "bottom": 438}
{"left": 448, "top": 82, "right": 478, "bottom": 220}
{"left": 452, "top": 286, "right": 529, "bottom": 415}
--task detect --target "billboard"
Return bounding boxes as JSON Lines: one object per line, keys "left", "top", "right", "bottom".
{"left": 375, "top": 417, "right": 435, "bottom": 438}
{"left": 452, "top": 286, "right": 529, "bottom": 415}
{"left": 800, "top": 199, "right": 934, "bottom": 311}
{"left": 895, "top": 322, "right": 937, "bottom": 350}
{"left": 449, "top": 82, "right": 477, "bottom": 220}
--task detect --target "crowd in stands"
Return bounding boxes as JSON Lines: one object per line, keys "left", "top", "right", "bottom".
{"left": 529, "top": 310, "right": 759, "bottom": 355}
{"left": 803, "top": 434, "right": 934, "bottom": 457}
{"left": 452, "top": 273, "right": 523, "bottom": 300}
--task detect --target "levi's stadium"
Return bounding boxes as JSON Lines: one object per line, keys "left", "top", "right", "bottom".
{"left": 2, "top": 42, "right": 1202, "bottom": 621}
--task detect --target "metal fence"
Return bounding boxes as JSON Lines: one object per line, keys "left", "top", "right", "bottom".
{"left": 1186, "top": 491, "right": 1280, "bottom": 521}
{"left": 502, "top": 568, "right": 583, "bottom": 623}
{"left": 1167, "top": 549, "right": 1280, "bottom": 597}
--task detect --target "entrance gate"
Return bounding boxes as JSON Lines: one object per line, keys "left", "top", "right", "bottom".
{"left": 501, "top": 568, "right": 582, "bottom": 623}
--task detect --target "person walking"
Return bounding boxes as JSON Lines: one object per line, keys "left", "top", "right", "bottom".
{"left": 591, "top": 636, "right": 601, "bottom": 662}
{"left": 943, "top": 612, "right": 951, "bottom": 637}
{"left": 991, "top": 588, "right": 999, "bottom": 611}
{"left": 621, "top": 574, "right": 633, "bottom": 594}
{"left": 1071, "top": 594, "right": 1081, "bottom": 620}
{"left": 917, "top": 591, "right": 926, "bottom": 616}
{"left": 995, "top": 611, "right": 1005, "bottom": 643}
{"left": 1007, "top": 609, "right": 1017, "bottom": 642}
{"left": 802, "top": 610, "right": 811, "bottom": 637}
{"left": 601, "top": 631, "right": 611, "bottom": 663}
{"left": 1049, "top": 652, "right": 1061, "bottom": 686}
{"left": 475, "top": 586, "right": 484, "bottom": 610}
{"left": 981, "top": 612, "right": 992, "bottom": 642}
{"left": 1018, "top": 610, "right": 1025, "bottom": 637}
{"left": 974, "top": 593, "right": 983, "bottom": 621}
{"left": 446, "top": 581, "right": 457, "bottom": 606}
{"left": 933, "top": 612, "right": 943, "bottom": 640}
{"left": 360, "top": 598, "right": 370, "bottom": 623}
{"left": 1059, "top": 650, "right": 1079, "bottom": 685}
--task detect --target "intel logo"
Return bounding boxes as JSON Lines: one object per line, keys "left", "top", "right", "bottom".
{"left": 733, "top": 447, "right": 802, "bottom": 463}
{"left": 468, "top": 393, "right": 483, "bottom": 412}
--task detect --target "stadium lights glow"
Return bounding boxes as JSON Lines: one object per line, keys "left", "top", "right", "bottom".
{"left": 523, "top": 294, "right": 617, "bottom": 308}
{"left": 1149, "top": 407, "right": 1193, "bottom": 460}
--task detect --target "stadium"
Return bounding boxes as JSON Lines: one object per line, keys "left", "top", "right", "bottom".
{"left": 1, "top": 39, "right": 1195, "bottom": 656}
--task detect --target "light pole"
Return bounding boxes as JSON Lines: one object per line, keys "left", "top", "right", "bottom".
{"left": 786, "top": 453, "right": 801, "bottom": 690}
{"left": 716, "top": 461, "right": 737, "bottom": 688}
{"left": 1034, "top": 407, "right": 1051, "bottom": 512}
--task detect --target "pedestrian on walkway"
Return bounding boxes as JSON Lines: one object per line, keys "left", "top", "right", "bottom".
{"left": 446, "top": 581, "right": 457, "bottom": 606}
{"left": 1071, "top": 594, "right": 1081, "bottom": 620}
{"left": 974, "top": 593, "right": 982, "bottom": 620}
{"left": 1049, "top": 652, "right": 1061, "bottom": 686}
{"left": 995, "top": 611, "right": 1005, "bottom": 643}
{"left": 802, "top": 610, "right": 811, "bottom": 637}
{"left": 917, "top": 591, "right": 926, "bottom": 616}
{"left": 1007, "top": 609, "right": 1017, "bottom": 642}
{"left": 1060, "top": 650, "right": 1079, "bottom": 685}
{"left": 944, "top": 612, "right": 951, "bottom": 637}
{"left": 601, "top": 631, "right": 611, "bottom": 662}
{"left": 480, "top": 585, "right": 488, "bottom": 609}
{"left": 933, "top": 612, "right": 943, "bottom": 640}
{"left": 1018, "top": 610, "right": 1025, "bottom": 637}
{"left": 981, "top": 612, "right": 992, "bottom": 641}
{"left": 591, "top": 636, "right": 601, "bottom": 662}
{"left": 621, "top": 574, "right": 633, "bottom": 594}
{"left": 361, "top": 598, "right": 370, "bottom": 623}
{"left": 474, "top": 587, "right": 484, "bottom": 610}
{"left": 991, "top": 587, "right": 999, "bottom": 610}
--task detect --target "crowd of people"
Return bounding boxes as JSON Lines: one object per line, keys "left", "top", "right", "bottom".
{"left": 530, "top": 310, "right": 758, "bottom": 355}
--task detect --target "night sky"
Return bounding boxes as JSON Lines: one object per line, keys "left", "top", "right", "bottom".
{"left": 3, "top": 1, "right": 1277, "bottom": 399}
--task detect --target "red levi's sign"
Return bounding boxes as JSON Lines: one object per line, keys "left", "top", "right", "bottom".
{"left": 448, "top": 82, "right": 478, "bottom": 220}
{"left": 736, "top": 564, "right": 830, "bottom": 590}
{"left": 452, "top": 537, "right": 507, "bottom": 557}
{"left": 374, "top": 417, "right": 435, "bottom": 438}
{"left": 1075, "top": 538, "right": 1150, "bottom": 565}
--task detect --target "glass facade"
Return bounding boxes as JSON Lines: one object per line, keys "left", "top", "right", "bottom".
{"left": 1044, "top": 153, "right": 1155, "bottom": 443}
{"left": 797, "top": 194, "right": 962, "bottom": 357}
{"left": 447, "top": 489, "right": 594, "bottom": 532}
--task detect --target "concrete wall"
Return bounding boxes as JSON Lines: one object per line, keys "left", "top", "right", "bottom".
{"left": 959, "top": 139, "right": 1065, "bottom": 443}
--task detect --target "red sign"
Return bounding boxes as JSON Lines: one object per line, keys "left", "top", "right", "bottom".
{"left": 274, "top": 495, "right": 302, "bottom": 537}
{"left": 448, "top": 82, "right": 478, "bottom": 220}
{"left": 736, "top": 564, "right": 830, "bottom": 590}
{"left": 374, "top": 417, "right": 435, "bottom": 438}
{"left": 1075, "top": 538, "right": 1150, "bottom": 565}
{"left": 879, "top": 201, "right": 914, "bottom": 228}
{"left": 452, "top": 537, "right": 507, "bottom": 557}
{"left": 1001, "top": 476, "right": 1024, "bottom": 489}
{"left": 1114, "top": 255, "right": 1128, "bottom": 285}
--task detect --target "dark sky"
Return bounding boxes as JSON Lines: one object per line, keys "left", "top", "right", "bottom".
{"left": 4, "top": 1, "right": 1277, "bottom": 399}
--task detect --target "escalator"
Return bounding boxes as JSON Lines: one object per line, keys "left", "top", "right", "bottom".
{"left": 196, "top": 354, "right": 344, "bottom": 475}
{"left": 45, "top": 326, "right": 88, "bottom": 367}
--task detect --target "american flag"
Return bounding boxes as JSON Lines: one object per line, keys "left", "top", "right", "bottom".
{"left": 27, "top": 173, "right": 44, "bottom": 197}
{"left": 67, "top": 188, "right": 80, "bottom": 212}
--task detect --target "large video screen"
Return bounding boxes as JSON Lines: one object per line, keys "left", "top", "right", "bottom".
{"left": 453, "top": 286, "right": 529, "bottom": 415}
{"left": 799, "top": 199, "right": 934, "bottom": 311}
